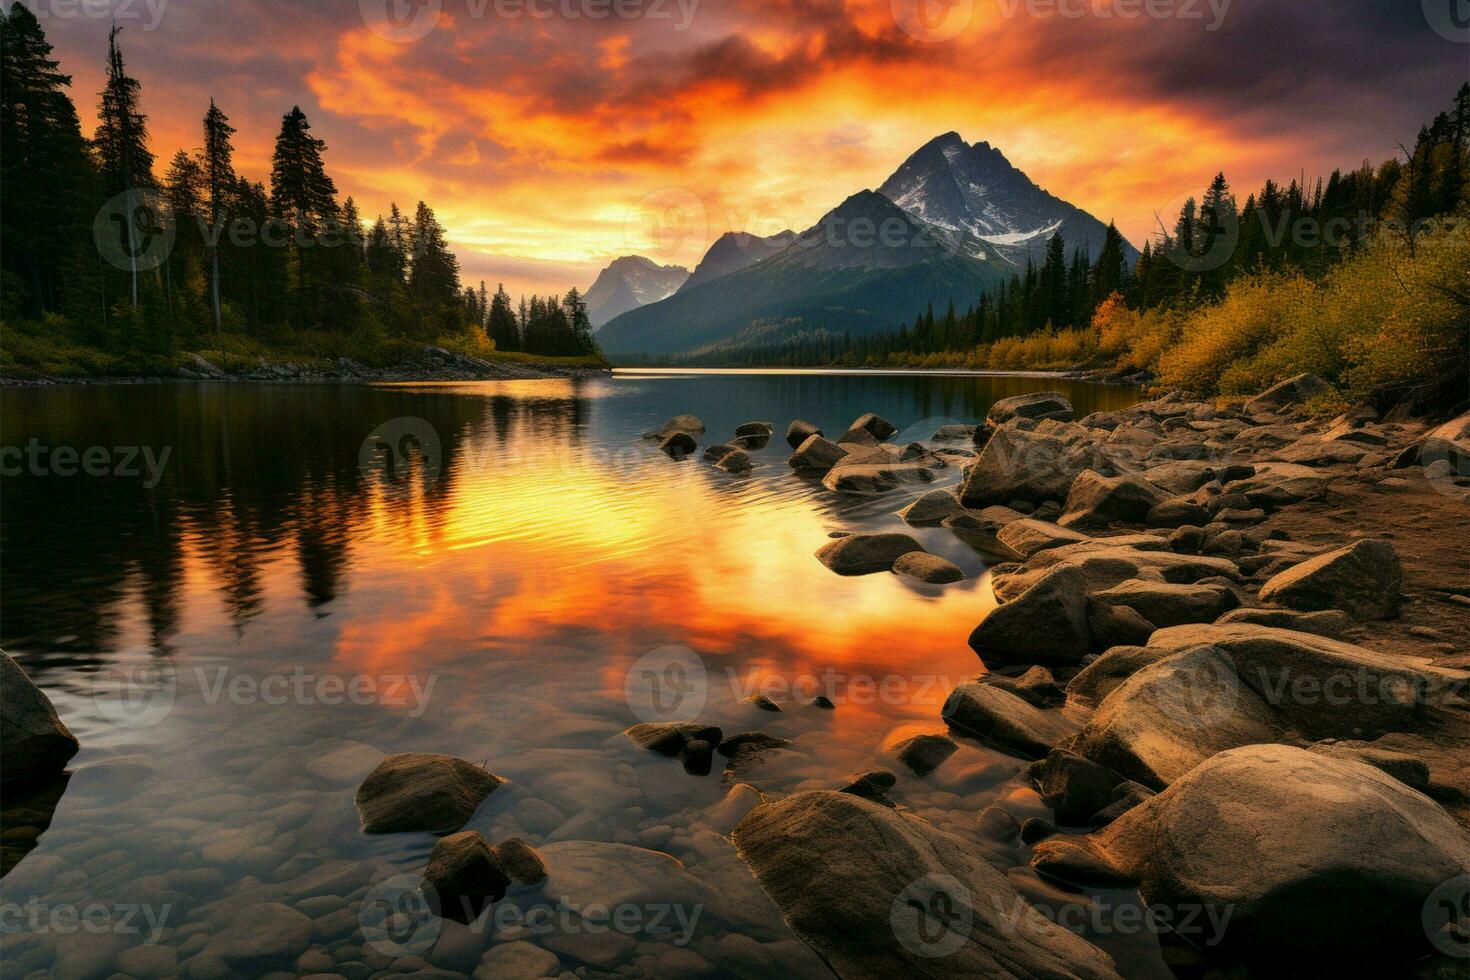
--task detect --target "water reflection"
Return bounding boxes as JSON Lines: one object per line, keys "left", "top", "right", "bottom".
{"left": 0, "top": 372, "right": 1148, "bottom": 979}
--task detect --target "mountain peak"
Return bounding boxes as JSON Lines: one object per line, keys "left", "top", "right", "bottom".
{"left": 585, "top": 255, "right": 689, "bottom": 328}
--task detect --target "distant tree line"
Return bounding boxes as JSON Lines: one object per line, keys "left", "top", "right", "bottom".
{"left": 0, "top": 4, "right": 597, "bottom": 366}
{"left": 646, "top": 84, "right": 1469, "bottom": 371}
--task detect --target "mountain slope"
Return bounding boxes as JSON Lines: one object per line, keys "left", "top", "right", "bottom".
{"left": 878, "top": 132, "right": 1138, "bottom": 268}
{"left": 678, "top": 229, "right": 797, "bottom": 292}
{"left": 597, "top": 191, "right": 1005, "bottom": 355}
{"left": 584, "top": 256, "right": 689, "bottom": 328}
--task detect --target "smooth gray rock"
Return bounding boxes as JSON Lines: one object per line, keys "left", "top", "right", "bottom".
{"left": 845, "top": 412, "right": 898, "bottom": 441}
{"left": 967, "top": 565, "right": 1092, "bottom": 667}
{"left": 201, "top": 903, "right": 312, "bottom": 971}
{"left": 1032, "top": 745, "right": 1470, "bottom": 969}
{"left": 0, "top": 652, "right": 79, "bottom": 783}
{"left": 1259, "top": 539, "right": 1403, "bottom": 620}
{"left": 731, "top": 791, "right": 1121, "bottom": 980}
{"left": 355, "top": 753, "right": 503, "bottom": 834}
{"left": 735, "top": 421, "right": 774, "bottom": 437}
{"left": 715, "top": 449, "right": 754, "bottom": 473}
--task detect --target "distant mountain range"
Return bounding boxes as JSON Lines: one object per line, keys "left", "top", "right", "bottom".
{"left": 595, "top": 135, "right": 1137, "bottom": 355}
{"left": 584, "top": 256, "right": 689, "bottom": 328}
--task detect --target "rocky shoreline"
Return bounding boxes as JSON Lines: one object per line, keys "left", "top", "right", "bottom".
{"left": 3, "top": 376, "right": 1467, "bottom": 978}
{"left": 0, "top": 345, "right": 609, "bottom": 387}
{"left": 624, "top": 379, "right": 1470, "bottom": 977}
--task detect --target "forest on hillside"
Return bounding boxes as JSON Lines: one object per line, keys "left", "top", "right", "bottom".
{"left": 640, "top": 85, "right": 1470, "bottom": 413}
{"left": 0, "top": 4, "right": 601, "bottom": 378}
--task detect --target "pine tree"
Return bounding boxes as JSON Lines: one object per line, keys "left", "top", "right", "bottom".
{"left": 95, "top": 25, "right": 155, "bottom": 307}
{"left": 201, "top": 98, "right": 236, "bottom": 332}
{"left": 269, "top": 105, "right": 339, "bottom": 327}
{"left": 487, "top": 284, "right": 520, "bottom": 351}
{"left": 406, "top": 201, "right": 460, "bottom": 333}
{"left": 563, "top": 287, "right": 596, "bottom": 355}
{"left": 0, "top": 2, "right": 98, "bottom": 318}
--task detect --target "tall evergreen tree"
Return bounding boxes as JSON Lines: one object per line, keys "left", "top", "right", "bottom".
{"left": 95, "top": 25, "right": 155, "bottom": 306}
{"left": 201, "top": 98, "right": 236, "bottom": 332}
{"left": 487, "top": 284, "right": 520, "bottom": 351}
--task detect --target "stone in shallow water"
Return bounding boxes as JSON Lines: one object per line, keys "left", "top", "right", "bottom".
{"left": 987, "top": 391, "right": 1075, "bottom": 425}
{"left": 355, "top": 753, "right": 504, "bottom": 834}
{"left": 424, "top": 831, "right": 510, "bottom": 908}
{"left": 896, "top": 488, "right": 963, "bottom": 526}
{"left": 892, "top": 551, "right": 965, "bottom": 584}
{"left": 785, "top": 418, "right": 822, "bottom": 449}
{"left": 814, "top": 533, "right": 924, "bottom": 575}
{"left": 731, "top": 791, "right": 1121, "bottom": 979}
{"left": 201, "top": 902, "right": 312, "bottom": 971}
{"left": 942, "top": 682, "right": 1080, "bottom": 760}
{"left": 658, "top": 431, "right": 696, "bottom": 459}
{"left": 787, "top": 434, "right": 849, "bottom": 473}
{"left": 968, "top": 564, "right": 1092, "bottom": 667}
{"left": 1, "top": 652, "right": 79, "bottom": 784}
{"left": 642, "top": 414, "right": 705, "bottom": 440}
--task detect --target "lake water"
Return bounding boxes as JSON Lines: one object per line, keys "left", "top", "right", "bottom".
{"left": 0, "top": 370, "right": 1155, "bottom": 980}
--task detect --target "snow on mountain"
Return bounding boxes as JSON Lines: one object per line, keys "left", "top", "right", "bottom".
{"left": 584, "top": 256, "right": 690, "bottom": 328}
{"left": 878, "top": 132, "right": 1138, "bottom": 267}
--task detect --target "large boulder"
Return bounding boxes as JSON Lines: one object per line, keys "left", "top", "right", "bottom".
{"left": 1, "top": 653, "right": 79, "bottom": 783}
{"left": 1244, "top": 373, "right": 1333, "bottom": 413}
{"left": 968, "top": 565, "right": 1092, "bottom": 667}
{"left": 992, "top": 544, "right": 1239, "bottom": 601}
{"left": 842, "top": 412, "right": 898, "bottom": 442}
{"left": 941, "top": 506, "right": 1027, "bottom": 558}
{"left": 995, "top": 518, "right": 1090, "bottom": 558}
{"left": 355, "top": 753, "right": 504, "bottom": 834}
{"left": 1146, "top": 622, "right": 1464, "bottom": 740}
{"left": 941, "top": 682, "right": 1080, "bottom": 759}
{"left": 1090, "top": 580, "right": 1236, "bottom": 627}
{"left": 1029, "top": 749, "right": 1123, "bottom": 825}
{"left": 958, "top": 426, "right": 1095, "bottom": 507}
{"left": 732, "top": 791, "right": 1121, "bottom": 980}
{"left": 822, "top": 461, "right": 935, "bottom": 494}
{"left": 788, "top": 435, "right": 849, "bottom": 473}
{"left": 1258, "top": 539, "right": 1403, "bottom": 620}
{"left": 786, "top": 419, "right": 823, "bottom": 449}
{"left": 815, "top": 534, "right": 925, "bottom": 575}
{"left": 1059, "top": 470, "right": 1170, "bottom": 530}
{"left": 643, "top": 415, "right": 705, "bottom": 440}
{"left": 897, "top": 489, "right": 964, "bottom": 527}
{"left": 1071, "top": 645, "right": 1278, "bottom": 789}
{"left": 987, "top": 391, "right": 1075, "bottom": 425}
{"left": 1032, "top": 745, "right": 1470, "bottom": 970}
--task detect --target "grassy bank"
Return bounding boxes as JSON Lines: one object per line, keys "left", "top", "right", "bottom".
{"left": 821, "top": 224, "right": 1468, "bottom": 412}
{"left": 0, "top": 319, "right": 607, "bottom": 381}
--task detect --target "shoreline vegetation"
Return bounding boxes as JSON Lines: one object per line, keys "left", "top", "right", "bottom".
{"left": 0, "top": 6, "right": 603, "bottom": 385}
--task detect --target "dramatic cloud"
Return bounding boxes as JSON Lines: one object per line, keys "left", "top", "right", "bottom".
{"left": 30, "top": 0, "right": 1467, "bottom": 297}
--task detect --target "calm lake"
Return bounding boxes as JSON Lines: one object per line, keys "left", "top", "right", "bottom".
{"left": 1, "top": 370, "right": 1156, "bottom": 979}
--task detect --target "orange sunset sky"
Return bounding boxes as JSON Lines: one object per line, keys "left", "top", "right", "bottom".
{"left": 30, "top": 0, "right": 1468, "bottom": 298}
